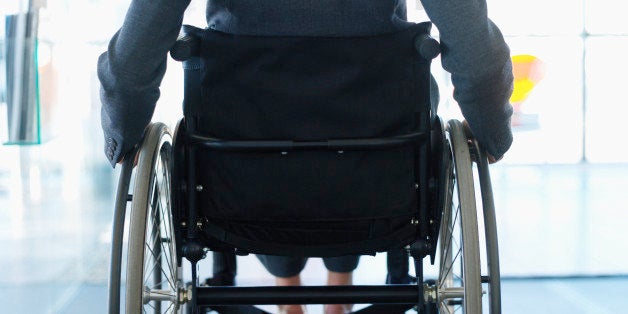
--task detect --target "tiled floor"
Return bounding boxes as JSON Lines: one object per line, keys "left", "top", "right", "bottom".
{"left": 1, "top": 141, "right": 628, "bottom": 313}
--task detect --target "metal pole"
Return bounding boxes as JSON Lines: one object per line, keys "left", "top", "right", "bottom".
{"left": 196, "top": 285, "right": 420, "bottom": 306}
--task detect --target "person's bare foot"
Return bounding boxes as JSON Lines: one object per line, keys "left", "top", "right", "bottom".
{"left": 325, "top": 271, "right": 353, "bottom": 313}
{"left": 277, "top": 304, "right": 306, "bottom": 314}
{"left": 276, "top": 275, "right": 306, "bottom": 314}
{"left": 324, "top": 304, "right": 352, "bottom": 314}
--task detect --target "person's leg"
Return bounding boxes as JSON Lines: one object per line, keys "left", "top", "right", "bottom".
{"left": 256, "top": 255, "right": 308, "bottom": 314}
{"left": 322, "top": 256, "right": 360, "bottom": 314}
{"left": 386, "top": 248, "right": 415, "bottom": 284}
{"left": 206, "top": 251, "right": 237, "bottom": 286}
{"left": 274, "top": 274, "right": 307, "bottom": 314}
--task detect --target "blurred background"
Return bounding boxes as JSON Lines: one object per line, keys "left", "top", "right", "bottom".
{"left": 0, "top": 0, "right": 627, "bottom": 313}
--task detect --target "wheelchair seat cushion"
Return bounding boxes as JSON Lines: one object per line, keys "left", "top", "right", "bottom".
{"left": 182, "top": 22, "right": 434, "bottom": 256}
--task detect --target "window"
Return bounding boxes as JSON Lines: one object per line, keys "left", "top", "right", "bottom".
{"left": 411, "top": 0, "right": 628, "bottom": 164}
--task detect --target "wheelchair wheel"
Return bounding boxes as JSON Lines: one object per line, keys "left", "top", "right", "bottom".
{"left": 437, "top": 120, "right": 483, "bottom": 313}
{"left": 125, "top": 123, "right": 183, "bottom": 313}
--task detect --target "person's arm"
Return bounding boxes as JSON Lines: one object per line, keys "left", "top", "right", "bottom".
{"left": 420, "top": 0, "right": 514, "bottom": 161}
{"left": 97, "top": 0, "right": 191, "bottom": 167}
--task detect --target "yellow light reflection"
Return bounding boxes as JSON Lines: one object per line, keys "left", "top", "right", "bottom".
{"left": 511, "top": 54, "right": 546, "bottom": 104}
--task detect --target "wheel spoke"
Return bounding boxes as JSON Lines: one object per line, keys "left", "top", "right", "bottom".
{"left": 144, "top": 212, "right": 176, "bottom": 291}
{"left": 156, "top": 185, "right": 176, "bottom": 281}
{"left": 449, "top": 202, "right": 461, "bottom": 247}
{"left": 440, "top": 193, "right": 463, "bottom": 290}
{"left": 157, "top": 204, "right": 177, "bottom": 285}
{"left": 147, "top": 278, "right": 171, "bottom": 291}
{"left": 143, "top": 253, "right": 160, "bottom": 286}
{"left": 438, "top": 195, "right": 465, "bottom": 302}
{"left": 440, "top": 302, "right": 454, "bottom": 314}
{"left": 440, "top": 193, "right": 461, "bottom": 272}
{"left": 143, "top": 163, "right": 177, "bottom": 294}
{"left": 440, "top": 248, "right": 461, "bottom": 289}
{"left": 144, "top": 301, "right": 156, "bottom": 312}
{"left": 440, "top": 218, "right": 453, "bottom": 276}
{"left": 144, "top": 243, "right": 169, "bottom": 288}
{"left": 164, "top": 302, "right": 175, "bottom": 313}
{"left": 143, "top": 230, "right": 161, "bottom": 281}
{"left": 146, "top": 150, "right": 177, "bottom": 310}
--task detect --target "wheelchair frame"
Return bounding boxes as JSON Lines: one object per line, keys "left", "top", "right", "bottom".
{"left": 107, "top": 26, "right": 502, "bottom": 314}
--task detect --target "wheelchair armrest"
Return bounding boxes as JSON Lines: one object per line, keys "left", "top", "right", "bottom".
{"left": 414, "top": 34, "right": 440, "bottom": 60}
{"left": 170, "top": 34, "right": 201, "bottom": 61}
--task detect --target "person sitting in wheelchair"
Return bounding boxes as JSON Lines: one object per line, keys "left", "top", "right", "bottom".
{"left": 98, "top": 1, "right": 513, "bottom": 314}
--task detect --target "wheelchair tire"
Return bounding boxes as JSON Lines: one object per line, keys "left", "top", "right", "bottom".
{"left": 125, "top": 123, "right": 183, "bottom": 313}
{"left": 473, "top": 140, "right": 502, "bottom": 314}
{"left": 108, "top": 155, "right": 134, "bottom": 314}
{"left": 437, "top": 120, "right": 483, "bottom": 313}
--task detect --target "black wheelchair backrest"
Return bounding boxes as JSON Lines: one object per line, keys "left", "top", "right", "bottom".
{"left": 169, "top": 22, "right": 443, "bottom": 258}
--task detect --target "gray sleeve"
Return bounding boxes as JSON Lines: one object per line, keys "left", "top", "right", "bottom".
{"left": 420, "top": 0, "right": 514, "bottom": 159}
{"left": 97, "top": 0, "right": 191, "bottom": 167}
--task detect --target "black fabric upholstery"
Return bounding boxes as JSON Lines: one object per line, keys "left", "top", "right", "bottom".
{"left": 179, "top": 22, "right": 435, "bottom": 256}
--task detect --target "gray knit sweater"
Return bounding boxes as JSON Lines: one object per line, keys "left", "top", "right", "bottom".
{"left": 97, "top": 0, "right": 513, "bottom": 166}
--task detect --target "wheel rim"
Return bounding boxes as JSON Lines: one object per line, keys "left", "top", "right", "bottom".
{"left": 437, "top": 120, "right": 482, "bottom": 313}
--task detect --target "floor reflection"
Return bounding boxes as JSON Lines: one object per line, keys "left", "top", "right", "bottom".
{"left": 0, "top": 147, "right": 627, "bottom": 312}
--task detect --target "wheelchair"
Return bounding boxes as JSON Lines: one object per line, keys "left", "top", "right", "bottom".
{"left": 107, "top": 21, "right": 502, "bottom": 314}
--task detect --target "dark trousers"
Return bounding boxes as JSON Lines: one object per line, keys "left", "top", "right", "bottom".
{"left": 256, "top": 254, "right": 360, "bottom": 278}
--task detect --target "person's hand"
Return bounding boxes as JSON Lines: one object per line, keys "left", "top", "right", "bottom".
{"left": 461, "top": 120, "right": 503, "bottom": 164}
{"left": 486, "top": 153, "right": 501, "bottom": 164}
{"left": 117, "top": 147, "right": 139, "bottom": 167}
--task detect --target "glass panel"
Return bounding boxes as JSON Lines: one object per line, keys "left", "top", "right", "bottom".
{"left": 487, "top": 0, "right": 583, "bottom": 36}
{"left": 407, "top": 0, "right": 431, "bottom": 25}
{"left": 2, "top": 0, "right": 41, "bottom": 145}
{"left": 0, "top": 9, "right": 6, "bottom": 143}
{"left": 585, "top": 37, "right": 628, "bottom": 162}
{"left": 504, "top": 37, "right": 584, "bottom": 164}
{"left": 183, "top": 0, "right": 208, "bottom": 27}
{"left": 434, "top": 37, "right": 584, "bottom": 164}
{"left": 585, "top": 0, "right": 628, "bottom": 35}
{"left": 152, "top": 0, "right": 208, "bottom": 130}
